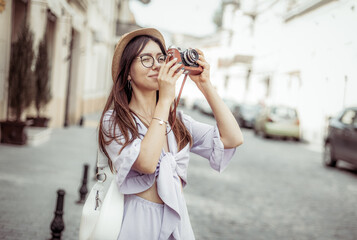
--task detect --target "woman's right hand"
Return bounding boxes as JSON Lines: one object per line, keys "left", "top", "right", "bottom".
{"left": 134, "top": 58, "right": 184, "bottom": 174}
{"left": 157, "top": 57, "right": 184, "bottom": 105}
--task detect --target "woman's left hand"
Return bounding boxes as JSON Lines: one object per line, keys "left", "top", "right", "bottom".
{"left": 189, "top": 49, "right": 211, "bottom": 92}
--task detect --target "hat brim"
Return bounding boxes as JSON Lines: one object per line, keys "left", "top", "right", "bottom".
{"left": 111, "top": 28, "right": 166, "bottom": 82}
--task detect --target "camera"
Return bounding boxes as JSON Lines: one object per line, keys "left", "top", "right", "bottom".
{"left": 167, "top": 46, "right": 203, "bottom": 75}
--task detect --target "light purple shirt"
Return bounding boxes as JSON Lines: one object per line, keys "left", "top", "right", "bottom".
{"left": 102, "top": 110, "right": 236, "bottom": 239}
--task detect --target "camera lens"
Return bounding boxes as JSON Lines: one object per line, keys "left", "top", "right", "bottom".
{"left": 183, "top": 49, "right": 199, "bottom": 66}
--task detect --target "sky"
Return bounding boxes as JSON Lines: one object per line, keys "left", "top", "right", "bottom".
{"left": 129, "top": 0, "right": 222, "bottom": 37}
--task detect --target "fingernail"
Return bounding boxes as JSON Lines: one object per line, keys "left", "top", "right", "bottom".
{"left": 178, "top": 62, "right": 182, "bottom": 64}
{"left": 174, "top": 58, "right": 177, "bottom": 61}
{"left": 181, "top": 67, "right": 185, "bottom": 70}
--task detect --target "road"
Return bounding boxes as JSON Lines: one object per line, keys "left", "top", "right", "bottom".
{"left": 184, "top": 108, "right": 357, "bottom": 240}
{"left": 0, "top": 108, "right": 356, "bottom": 240}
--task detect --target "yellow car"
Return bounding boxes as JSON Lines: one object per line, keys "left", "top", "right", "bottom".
{"left": 254, "top": 105, "right": 300, "bottom": 141}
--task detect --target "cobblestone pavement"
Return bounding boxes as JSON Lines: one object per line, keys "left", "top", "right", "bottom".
{"left": 0, "top": 108, "right": 357, "bottom": 240}
{"left": 184, "top": 109, "right": 357, "bottom": 240}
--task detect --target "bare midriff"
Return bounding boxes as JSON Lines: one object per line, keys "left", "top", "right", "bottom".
{"left": 134, "top": 137, "right": 184, "bottom": 204}
{"left": 135, "top": 180, "right": 164, "bottom": 204}
{"left": 135, "top": 177, "right": 183, "bottom": 204}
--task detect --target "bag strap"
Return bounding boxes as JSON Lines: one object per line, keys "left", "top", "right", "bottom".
{"left": 95, "top": 149, "right": 109, "bottom": 184}
{"left": 93, "top": 149, "right": 112, "bottom": 210}
{"left": 97, "top": 149, "right": 109, "bottom": 169}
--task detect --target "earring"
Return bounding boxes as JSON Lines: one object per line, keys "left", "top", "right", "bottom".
{"left": 128, "top": 80, "right": 132, "bottom": 91}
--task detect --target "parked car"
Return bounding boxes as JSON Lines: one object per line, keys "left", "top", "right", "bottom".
{"left": 192, "top": 98, "right": 213, "bottom": 116}
{"left": 178, "top": 96, "right": 186, "bottom": 107}
{"left": 254, "top": 105, "right": 300, "bottom": 140}
{"left": 323, "top": 107, "right": 357, "bottom": 168}
{"left": 192, "top": 98, "right": 203, "bottom": 111}
{"left": 233, "top": 103, "right": 262, "bottom": 128}
{"left": 222, "top": 98, "right": 237, "bottom": 113}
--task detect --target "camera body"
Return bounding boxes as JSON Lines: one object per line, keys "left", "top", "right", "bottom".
{"left": 167, "top": 47, "right": 203, "bottom": 75}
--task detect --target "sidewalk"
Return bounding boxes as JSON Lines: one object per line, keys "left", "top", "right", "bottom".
{"left": 0, "top": 125, "right": 99, "bottom": 240}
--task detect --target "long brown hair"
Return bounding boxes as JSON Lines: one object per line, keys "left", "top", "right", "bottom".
{"left": 98, "top": 35, "right": 192, "bottom": 172}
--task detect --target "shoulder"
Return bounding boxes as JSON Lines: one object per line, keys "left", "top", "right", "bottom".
{"left": 101, "top": 109, "right": 121, "bottom": 137}
{"left": 102, "top": 109, "right": 144, "bottom": 138}
{"left": 103, "top": 109, "right": 115, "bottom": 122}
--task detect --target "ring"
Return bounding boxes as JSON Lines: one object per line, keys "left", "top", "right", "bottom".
{"left": 96, "top": 172, "right": 107, "bottom": 183}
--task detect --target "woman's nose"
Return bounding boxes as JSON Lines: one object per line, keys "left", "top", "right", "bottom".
{"left": 152, "top": 59, "right": 161, "bottom": 70}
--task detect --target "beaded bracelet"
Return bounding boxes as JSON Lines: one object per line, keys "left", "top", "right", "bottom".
{"left": 152, "top": 117, "right": 168, "bottom": 125}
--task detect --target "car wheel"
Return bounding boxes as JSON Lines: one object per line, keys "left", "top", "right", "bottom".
{"left": 263, "top": 131, "right": 270, "bottom": 139}
{"left": 323, "top": 142, "right": 337, "bottom": 167}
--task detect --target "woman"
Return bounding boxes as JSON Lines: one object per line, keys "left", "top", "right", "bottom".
{"left": 98, "top": 28, "right": 243, "bottom": 240}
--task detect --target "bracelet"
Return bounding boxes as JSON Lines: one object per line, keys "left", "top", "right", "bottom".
{"left": 152, "top": 117, "right": 168, "bottom": 125}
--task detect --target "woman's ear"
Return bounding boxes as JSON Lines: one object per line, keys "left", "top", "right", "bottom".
{"left": 128, "top": 74, "right": 131, "bottom": 80}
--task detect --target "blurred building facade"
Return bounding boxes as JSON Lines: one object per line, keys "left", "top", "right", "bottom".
{"left": 178, "top": 0, "right": 357, "bottom": 144}
{"left": 251, "top": 0, "right": 357, "bottom": 143}
{"left": 0, "top": 0, "right": 138, "bottom": 127}
{"left": 2, "top": 0, "right": 355, "bottom": 144}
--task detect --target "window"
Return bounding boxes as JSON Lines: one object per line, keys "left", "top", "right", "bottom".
{"left": 353, "top": 111, "right": 357, "bottom": 127}
{"left": 271, "top": 107, "right": 297, "bottom": 119}
{"left": 340, "top": 110, "right": 356, "bottom": 125}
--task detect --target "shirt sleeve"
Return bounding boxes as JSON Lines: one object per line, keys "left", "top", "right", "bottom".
{"left": 179, "top": 111, "right": 236, "bottom": 172}
{"left": 102, "top": 111, "right": 151, "bottom": 193}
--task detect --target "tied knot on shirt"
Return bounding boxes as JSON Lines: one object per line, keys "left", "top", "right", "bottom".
{"left": 157, "top": 145, "right": 190, "bottom": 182}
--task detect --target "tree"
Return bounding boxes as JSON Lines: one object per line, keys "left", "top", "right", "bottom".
{"left": 34, "top": 38, "right": 52, "bottom": 118}
{"left": 8, "top": 22, "right": 34, "bottom": 121}
{"left": 1, "top": 22, "right": 34, "bottom": 145}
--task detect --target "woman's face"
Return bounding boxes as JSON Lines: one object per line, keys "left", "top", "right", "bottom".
{"left": 129, "top": 40, "right": 164, "bottom": 93}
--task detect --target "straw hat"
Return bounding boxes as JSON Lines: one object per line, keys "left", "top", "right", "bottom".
{"left": 111, "top": 28, "right": 166, "bottom": 82}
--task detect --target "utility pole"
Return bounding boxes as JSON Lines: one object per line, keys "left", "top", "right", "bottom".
{"left": 343, "top": 75, "right": 348, "bottom": 108}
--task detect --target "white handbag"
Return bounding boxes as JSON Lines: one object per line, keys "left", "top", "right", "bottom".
{"left": 79, "top": 150, "right": 124, "bottom": 240}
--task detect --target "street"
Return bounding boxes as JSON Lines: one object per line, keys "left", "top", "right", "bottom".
{"left": 0, "top": 108, "right": 356, "bottom": 240}
{"left": 184, "top": 108, "right": 357, "bottom": 240}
